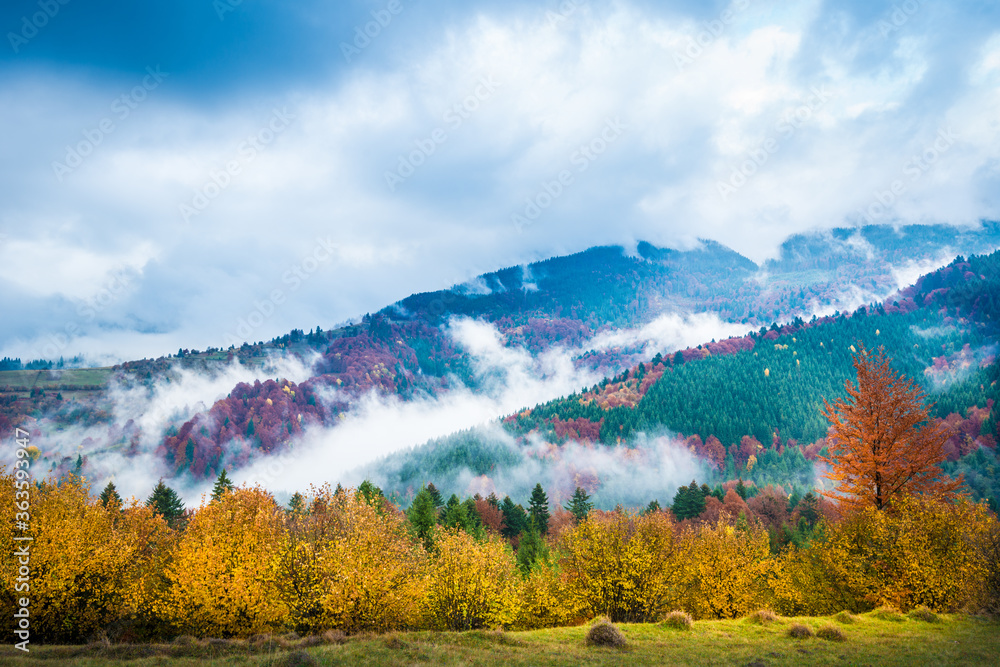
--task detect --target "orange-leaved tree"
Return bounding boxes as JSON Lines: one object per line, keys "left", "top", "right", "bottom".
{"left": 821, "top": 345, "right": 963, "bottom": 511}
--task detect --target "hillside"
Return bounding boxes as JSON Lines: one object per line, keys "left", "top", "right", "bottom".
{"left": 3, "top": 223, "right": 1000, "bottom": 492}
{"left": 365, "top": 250, "right": 1000, "bottom": 510}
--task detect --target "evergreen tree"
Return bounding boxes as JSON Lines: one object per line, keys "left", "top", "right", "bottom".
{"left": 565, "top": 486, "right": 593, "bottom": 523}
{"left": 407, "top": 487, "right": 438, "bottom": 549}
{"left": 245, "top": 419, "right": 255, "bottom": 438}
{"left": 642, "top": 499, "right": 661, "bottom": 515}
{"left": 146, "top": 480, "right": 186, "bottom": 529}
{"left": 736, "top": 478, "right": 748, "bottom": 500}
{"left": 516, "top": 520, "right": 550, "bottom": 576}
{"left": 211, "top": 468, "right": 234, "bottom": 501}
{"left": 500, "top": 496, "right": 530, "bottom": 541}
{"left": 527, "top": 483, "right": 551, "bottom": 535}
{"left": 358, "top": 480, "right": 384, "bottom": 507}
{"left": 99, "top": 481, "right": 122, "bottom": 509}
{"left": 441, "top": 494, "right": 473, "bottom": 533}
{"left": 671, "top": 480, "right": 707, "bottom": 520}
{"left": 426, "top": 483, "right": 444, "bottom": 508}
{"left": 287, "top": 491, "right": 306, "bottom": 515}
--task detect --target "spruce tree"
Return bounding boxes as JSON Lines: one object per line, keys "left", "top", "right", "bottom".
{"left": 500, "top": 496, "right": 529, "bottom": 540}
{"left": 527, "top": 483, "right": 551, "bottom": 535}
{"left": 146, "top": 480, "right": 186, "bottom": 529}
{"left": 516, "top": 519, "right": 550, "bottom": 576}
{"left": 565, "top": 486, "right": 593, "bottom": 523}
{"left": 407, "top": 487, "right": 439, "bottom": 549}
{"left": 211, "top": 468, "right": 234, "bottom": 501}
{"left": 287, "top": 491, "right": 306, "bottom": 515}
{"left": 426, "top": 483, "right": 444, "bottom": 508}
{"left": 441, "top": 494, "right": 469, "bottom": 530}
{"left": 99, "top": 481, "right": 122, "bottom": 509}
{"left": 358, "top": 480, "right": 384, "bottom": 507}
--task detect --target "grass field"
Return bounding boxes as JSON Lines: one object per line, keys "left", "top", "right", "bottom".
{"left": 0, "top": 368, "right": 113, "bottom": 394}
{"left": 0, "top": 612, "right": 996, "bottom": 666}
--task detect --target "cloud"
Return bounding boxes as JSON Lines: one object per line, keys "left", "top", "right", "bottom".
{"left": 2, "top": 1, "right": 1000, "bottom": 363}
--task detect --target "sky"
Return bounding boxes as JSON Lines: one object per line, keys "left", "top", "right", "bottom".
{"left": 1, "top": 0, "right": 999, "bottom": 364}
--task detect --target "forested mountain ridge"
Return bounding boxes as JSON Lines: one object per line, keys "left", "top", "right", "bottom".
{"left": 366, "top": 250, "right": 1000, "bottom": 510}
{"left": 3, "top": 223, "right": 1000, "bottom": 490}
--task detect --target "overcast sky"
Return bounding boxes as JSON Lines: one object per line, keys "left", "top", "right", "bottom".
{"left": 1, "top": 0, "right": 999, "bottom": 363}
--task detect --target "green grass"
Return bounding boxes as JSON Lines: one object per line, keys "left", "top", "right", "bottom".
{"left": 0, "top": 614, "right": 996, "bottom": 666}
{"left": 0, "top": 368, "right": 113, "bottom": 394}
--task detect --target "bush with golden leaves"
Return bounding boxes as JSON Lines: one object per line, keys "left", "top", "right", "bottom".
{"left": 155, "top": 487, "right": 288, "bottom": 637}
{"left": 676, "top": 518, "right": 776, "bottom": 619}
{"left": 775, "top": 497, "right": 995, "bottom": 614}
{"left": 558, "top": 510, "right": 681, "bottom": 623}
{"left": 0, "top": 471, "right": 172, "bottom": 642}
{"left": 279, "top": 485, "right": 427, "bottom": 633}
{"left": 423, "top": 528, "right": 519, "bottom": 630}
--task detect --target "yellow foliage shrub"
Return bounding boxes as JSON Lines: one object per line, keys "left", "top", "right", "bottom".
{"left": 559, "top": 511, "right": 680, "bottom": 622}
{"left": 0, "top": 472, "right": 172, "bottom": 642}
{"left": 280, "top": 486, "right": 426, "bottom": 633}
{"left": 676, "top": 519, "right": 776, "bottom": 619}
{"left": 156, "top": 487, "right": 288, "bottom": 637}
{"left": 424, "top": 528, "right": 518, "bottom": 630}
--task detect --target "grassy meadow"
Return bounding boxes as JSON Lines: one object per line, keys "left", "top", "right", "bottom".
{"left": 0, "top": 612, "right": 996, "bottom": 667}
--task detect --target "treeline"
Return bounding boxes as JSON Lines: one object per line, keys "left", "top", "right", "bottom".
{"left": 2, "top": 470, "right": 997, "bottom": 643}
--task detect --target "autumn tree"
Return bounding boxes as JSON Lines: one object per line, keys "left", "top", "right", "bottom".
{"left": 821, "top": 346, "right": 963, "bottom": 511}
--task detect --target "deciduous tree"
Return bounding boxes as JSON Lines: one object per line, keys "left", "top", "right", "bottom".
{"left": 821, "top": 346, "right": 963, "bottom": 510}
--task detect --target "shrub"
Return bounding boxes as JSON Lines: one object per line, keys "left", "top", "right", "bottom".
{"left": 661, "top": 610, "right": 693, "bottom": 630}
{"left": 832, "top": 611, "right": 857, "bottom": 624}
{"left": 172, "top": 635, "right": 198, "bottom": 646}
{"left": 907, "top": 606, "right": 939, "bottom": 623}
{"left": 787, "top": 623, "right": 813, "bottom": 638}
{"left": 870, "top": 605, "right": 905, "bottom": 622}
{"left": 746, "top": 609, "right": 780, "bottom": 624}
{"left": 816, "top": 625, "right": 846, "bottom": 641}
{"left": 586, "top": 617, "right": 628, "bottom": 648}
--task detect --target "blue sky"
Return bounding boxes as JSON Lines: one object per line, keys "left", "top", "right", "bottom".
{"left": 1, "top": 0, "right": 999, "bottom": 363}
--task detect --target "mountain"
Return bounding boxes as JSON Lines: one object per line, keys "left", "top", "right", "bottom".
{"left": 362, "top": 250, "right": 1000, "bottom": 510}
{"left": 2, "top": 222, "right": 1000, "bottom": 494}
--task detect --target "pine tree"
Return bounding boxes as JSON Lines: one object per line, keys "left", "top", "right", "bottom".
{"left": 407, "top": 487, "right": 439, "bottom": 549}
{"left": 99, "top": 481, "right": 122, "bottom": 509}
{"left": 358, "top": 480, "right": 384, "bottom": 507}
{"left": 527, "top": 483, "right": 551, "bottom": 535}
{"left": 565, "top": 486, "right": 593, "bottom": 523}
{"left": 146, "top": 479, "right": 186, "bottom": 529}
{"left": 736, "top": 478, "right": 748, "bottom": 500}
{"left": 426, "top": 483, "right": 444, "bottom": 508}
{"left": 500, "top": 496, "right": 529, "bottom": 540}
{"left": 516, "top": 519, "right": 550, "bottom": 575}
{"left": 287, "top": 491, "right": 305, "bottom": 515}
{"left": 441, "top": 494, "right": 469, "bottom": 531}
{"left": 642, "top": 499, "right": 661, "bottom": 515}
{"left": 211, "top": 469, "right": 234, "bottom": 501}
